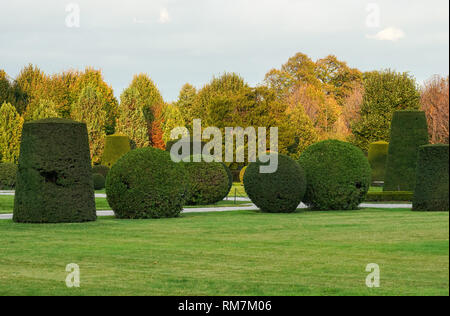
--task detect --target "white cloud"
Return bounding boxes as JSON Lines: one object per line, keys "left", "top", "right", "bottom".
{"left": 367, "top": 27, "right": 406, "bottom": 41}
{"left": 159, "top": 8, "right": 170, "bottom": 24}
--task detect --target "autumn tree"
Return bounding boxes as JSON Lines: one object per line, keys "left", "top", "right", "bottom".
{"left": 161, "top": 103, "right": 185, "bottom": 144}
{"left": 0, "top": 102, "right": 24, "bottom": 163}
{"left": 12, "top": 64, "right": 47, "bottom": 115}
{"left": 71, "top": 85, "right": 107, "bottom": 164}
{"left": 0, "top": 70, "right": 14, "bottom": 106}
{"left": 116, "top": 87, "right": 150, "bottom": 148}
{"left": 176, "top": 83, "right": 197, "bottom": 131}
{"left": 421, "top": 75, "right": 449, "bottom": 144}
{"left": 351, "top": 70, "right": 421, "bottom": 151}
{"left": 26, "top": 99, "right": 59, "bottom": 121}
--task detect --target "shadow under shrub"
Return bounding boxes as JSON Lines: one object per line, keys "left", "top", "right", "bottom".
{"left": 244, "top": 154, "right": 306, "bottom": 213}
{"left": 106, "top": 147, "right": 189, "bottom": 219}
{"left": 298, "top": 139, "right": 371, "bottom": 210}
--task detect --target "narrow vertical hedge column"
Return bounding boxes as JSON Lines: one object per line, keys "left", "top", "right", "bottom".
{"left": 101, "top": 135, "right": 131, "bottom": 168}
{"left": 413, "top": 144, "right": 449, "bottom": 212}
{"left": 368, "top": 141, "right": 389, "bottom": 182}
{"left": 13, "top": 118, "right": 96, "bottom": 223}
{"left": 384, "top": 111, "right": 429, "bottom": 191}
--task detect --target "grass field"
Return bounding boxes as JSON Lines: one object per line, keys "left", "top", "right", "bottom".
{"left": 0, "top": 208, "right": 448, "bottom": 296}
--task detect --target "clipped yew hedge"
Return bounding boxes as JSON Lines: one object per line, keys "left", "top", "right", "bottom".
{"left": 244, "top": 154, "right": 306, "bottom": 213}
{"left": 106, "top": 147, "right": 189, "bottom": 219}
{"left": 298, "top": 140, "right": 371, "bottom": 210}
{"left": 13, "top": 118, "right": 96, "bottom": 223}
{"left": 368, "top": 141, "right": 389, "bottom": 182}
{"left": 384, "top": 111, "right": 429, "bottom": 191}
{"left": 413, "top": 144, "right": 449, "bottom": 212}
{"left": 101, "top": 135, "right": 131, "bottom": 168}
{"left": 0, "top": 162, "right": 17, "bottom": 190}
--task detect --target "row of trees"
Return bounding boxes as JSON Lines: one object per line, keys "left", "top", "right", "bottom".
{"left": 1, "top": 53, "right": 448, "bottom": 165}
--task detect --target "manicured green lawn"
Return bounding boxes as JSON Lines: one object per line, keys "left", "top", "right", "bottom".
{"left": 0, "top": 208, "right": 448, "bottom": 296}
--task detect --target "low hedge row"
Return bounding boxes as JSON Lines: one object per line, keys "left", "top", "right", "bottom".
{"left": 365, "top": 191, "right": 413, "bottom": 202}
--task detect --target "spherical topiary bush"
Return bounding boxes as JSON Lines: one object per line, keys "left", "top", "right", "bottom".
{"left": 184, "top": 156, "right": 230, "bottom": 205}
{"left": 368, "top": 141, "right": 389, "bottom": 182}
{"left": 0, "top": 162, "right": 17, "bottom": 190}
{"left": 239, "top": 166, "right": 247, "bottom": 184}
{"left": 243, "top": 154, "right": 306, "bottom": 213}
{"left": 384, "top": 111, "right": 429, "bottom": 191}
{"left": 298, "top": 139, "right": 371, "bottom": 210}
{"left": 93, "top": 173, "right": 106, "bottom": 190}
{"left": 106, "top": 147, "right": 189, "bottom": 219}
{"left": 101, "top": 135, "right": 131, "bottom": 168}
{"left": 13, "top": 118, "right": 96, "bottom": 223}
{"left": 413, "top": 144, "right": 449, "bottom": 212}
{"left": 92, "top": 165, "right": 110, "bottom": 179}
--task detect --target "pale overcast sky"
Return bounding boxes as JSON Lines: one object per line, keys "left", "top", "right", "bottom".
{"left": 0, "top": 0, "right": 448, "bottom": 101}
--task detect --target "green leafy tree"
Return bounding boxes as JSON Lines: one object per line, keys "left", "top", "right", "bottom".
{"left": 26, "top": 99, "right": 59, "bottom": 121}
{"left": 161, "top": 103, "right": 185, "bottom": 144}
{"left": 12, "top": 64, "right": 47, "bottom": 115}
{"left": 71, "top": 85, "right": 107, "bottom": 164}
{"left": 0, "top": 102, "right": 24, "bottom": 163}
{"left": 176, "top": 83, "right": 197, "bottom": 131}
{"left": 352, "top": 70, "right": 421, "bottom": 151}
{"left": 116, "top": 87, "right": 150, "bottom": 148}
{"left": 0, "top": 70, "right": 14, "bottom": 106}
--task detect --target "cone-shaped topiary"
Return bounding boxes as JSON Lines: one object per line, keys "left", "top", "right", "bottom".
{"left": 106, "top": 147, "right": 189, "bottom": 219}
{"left": 384, "top": 110, "right": 429, "bottom": 191}
{"left": 298, "top": 139, "right": 371, "bottom": 210}
{"left": 93, "top": 173, "right": 106, "bottom": 190}
{"left": 101, "top": 135, "right": 131, "bottom": 168}
{"left": 244, "top": 154, "right": 306, "bottom": 213}
{"left": 413, "top": 144, "right": 449, "bottom": 212}
{"left": 368, "top": 141, "right": 389, "bottom": 182}
{"left": 13, "top": 118, "right": 96, "bottom": 223}
{"left": 184, "top": 156, "right": 230, "bottom": 205}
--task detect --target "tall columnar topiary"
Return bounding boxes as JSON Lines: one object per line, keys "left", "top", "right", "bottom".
{"left": 368, "top": 141, "right": 389, "bottom": 182}
{"left": 13, "top": 118, "right": 96, "bottom": 223}
{"left": 384, "top": 111, "right": 429, "bottom": 191}
{"left": 101, "top": 135, "right": 131, "bottom": 168}
{"left": 0, "top": 102, "right": 24, "bottom": 163}
{"left": 298, "top": 139, "right": 372, "bottom": 210}
{"left": 184, "top": 156, "right": 230, "bottom": 205}
{"left": 244, "top": 154, "right": 306, "bottom": 213}
{"left": 413, "top": 144, "right": 449, "bottom": 212}
{"left": 106, "top": 147, "right": 189, "bottom": 219}
{"left": 71, "top": 85, "right": 107, "bottom": 165}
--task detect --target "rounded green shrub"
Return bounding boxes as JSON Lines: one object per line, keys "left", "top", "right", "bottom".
{"left": 106, "top": 147, "right": 189, "bottom": 219}
{"left": 13, "top": 118, "right": 96, "bottom": 223}
{"left": 244, "top": 154, "right": 306, "bottom": 213}
{"left": 368, "top": 141, "right": 389, "bottom": 182}
{"left": 384, "top": 110, "right": 429, "bottom": 191}
{"left": 93, "top": 173, "right": 106, "bottom": 190}
{"left": 413, "top": 144, "right": 449, "bottom": 212}
{"left": 185, "top": 157, "right": 230, "bottom": 205}
{"left": 239, "top": 166, "right": 247, "bottom": 184}
{"left": 0, "top": 162, "right": 17, "bottom": 190}
{"left": 92, "top": 165, "right": 110, "bottom": 179}
{"left": 101, "top": 135, "right": 131, "bottom": 168}
{"left": 298, "top": 139, "right": 371, "bottom": 210}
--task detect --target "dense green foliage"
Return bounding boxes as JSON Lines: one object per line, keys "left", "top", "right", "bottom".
{"left": 244, "top": 154, "right": 306, "bottom": 213}
{"left": 101, "top": 135, "right": 131, "bottom": 168}
{"left": 93, "top": 173, "right": 106, "bottom": 190}
{"left": 92, "top": 165, "right": 110, "bottom": 178}
{"left": 352, "top": 70, "right": 421, "bottom": 151}
{"left": 13, "top": 118, "right": 96, "bottom": 223}
{"left": 413, "top": 144, "right": 449, "bottom": 212}
{"left": 0, "top": 163, "right": 17, "bottom": 190}
{"left": 365, "top": 191, "right": 413, "bottom": 202}
{"left": 0, "top": 102, "right": 24, "bottom": 163}
{"left": 368, "top": 141, "right": 389, "bottom": 182}
{"left": 184, "top": 157, "right": 230, "bottom": 205}
{"left": 384, "top": 111, "right": 429, "bottom": 191}
{"left": 298, "top": 140, "right": 371, "bottom": 210}
{"left": 106, "top": 147, "right": 188, "bottom": 219}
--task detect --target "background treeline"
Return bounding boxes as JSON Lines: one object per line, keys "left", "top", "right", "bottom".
{"left": 1, "top": 52, "right": 449, "bottom": 165}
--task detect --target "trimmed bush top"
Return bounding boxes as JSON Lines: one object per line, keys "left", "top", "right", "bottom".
{"left": 384, "top": 110, "right": 429, "bottom": 191}
{"left": 106, "top": 147, "right": 189, "bottom": 219}
{"left": 298, "top": 139, "right": 371, "bottom": 210}
{"left": 368, "top": 141, "right": 389, "bottom": 182}
{"left": 13, "top": 118, "right": 96, "bottom": 223}
{"left": 413, "top": 144, "right": 449, "bottom": 212}
{"left": 244, "top": 154, "right": 306, "bottom": 213}
{"left": 0, "top": 162, "right": 17, "bottom": 190}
